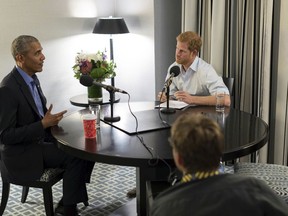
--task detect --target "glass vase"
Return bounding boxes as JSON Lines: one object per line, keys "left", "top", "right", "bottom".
{"left": 87, "top": 83, "right": 103, "bottom": 103}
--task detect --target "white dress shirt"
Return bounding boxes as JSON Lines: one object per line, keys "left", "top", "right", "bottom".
{"left": 165, "top": 56, "right": 229, "bottom": 96}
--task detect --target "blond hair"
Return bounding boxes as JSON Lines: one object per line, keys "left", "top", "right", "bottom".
{"left": 176, "top": 31, "right": 202, "bottom": 52}
{"left": 170, "top": 113, "right": 223, "bottom": 173}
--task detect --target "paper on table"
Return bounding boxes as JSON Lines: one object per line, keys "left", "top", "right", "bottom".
{"left": 158, "top": 100, "right": 190, "bottom": 109}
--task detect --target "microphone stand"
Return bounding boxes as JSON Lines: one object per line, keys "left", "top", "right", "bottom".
{"left": 160, "top": 86, "right": 176, "bottom": 114}
{"left": 103, "top": 90, "right": 121, "bottom": 122}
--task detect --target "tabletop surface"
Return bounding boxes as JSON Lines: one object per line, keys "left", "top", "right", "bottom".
{"left": 52, "top": 102, "right": 269, "bottom": 167}
{"left": 70, "top": 93, "right": 121, "bottom": 107}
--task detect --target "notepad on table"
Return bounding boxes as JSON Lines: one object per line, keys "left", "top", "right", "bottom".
{"left": 158, "top": 100, "right": 192, "bottom": 109}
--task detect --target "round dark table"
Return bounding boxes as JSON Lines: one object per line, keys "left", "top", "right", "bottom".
{"left": 69, "top": 93, "right": 120, "bottom": 107}
{"left": 52, "top": 102, "right": 268, "bottom": 216}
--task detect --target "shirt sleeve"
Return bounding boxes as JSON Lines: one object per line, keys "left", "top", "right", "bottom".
{"left": 204, "top": 66, "right": 230, "bottom": 95}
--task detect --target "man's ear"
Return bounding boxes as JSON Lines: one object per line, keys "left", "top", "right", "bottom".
{"left": 15, "top": 54, "right": 24, "bottom": 63}
{"left": 173, "top": 149, "right": 185, "bottom": 172}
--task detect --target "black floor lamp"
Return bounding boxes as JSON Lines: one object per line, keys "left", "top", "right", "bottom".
{"left": 92, "top": 16, "right": 129, "bottom": 87}
{"left": 92, "top": 16, "right": 129, "bottom": 122}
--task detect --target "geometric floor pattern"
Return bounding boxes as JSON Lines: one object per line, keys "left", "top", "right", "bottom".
{"left": 0, "top": 163, "right": 136, "bottom": 216}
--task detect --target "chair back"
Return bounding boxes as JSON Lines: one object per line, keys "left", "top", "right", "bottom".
{"left": 223, "top": 77, "right": 234, "bottom": 96}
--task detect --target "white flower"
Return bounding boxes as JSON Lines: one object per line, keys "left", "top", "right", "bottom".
{"left": 72, "top": 50, "right": 116, "bottom": 80}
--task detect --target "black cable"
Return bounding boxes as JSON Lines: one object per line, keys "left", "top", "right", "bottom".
{"left": 125, "top": 93, "right": 175, "bottom": 183}
{"left": 126, "top": 93, "right": 154, "bottom": 158}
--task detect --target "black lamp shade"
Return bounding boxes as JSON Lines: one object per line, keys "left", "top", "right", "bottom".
{"left": 93, "top": 17, "right": 129, "bottom": 34}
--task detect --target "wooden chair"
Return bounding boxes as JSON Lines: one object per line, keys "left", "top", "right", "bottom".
{"left": 0, "top": 161, "right": 64, "bottom": 216}
{"left": 223, "top": 77, "right": 234, "bottom": 107}
{"left": 222, "top": 77, "right": 234, "bottom": 96}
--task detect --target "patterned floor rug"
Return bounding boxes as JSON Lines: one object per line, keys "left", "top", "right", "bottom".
{"left": 0, "top": 163, "right": 136, "bottom": 216}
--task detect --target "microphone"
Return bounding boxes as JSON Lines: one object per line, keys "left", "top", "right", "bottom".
{"left": 80, "top": 75, "right": 128, "bottom": 94}
{"left": 160, "top": 66, "right": 180, "bottom": 114}
{"left": 162, "top": 65, "right": 180, "bottom": 91}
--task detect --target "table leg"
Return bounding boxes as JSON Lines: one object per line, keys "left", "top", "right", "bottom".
{"left": 250, "top": 151, "right": 257, "bottom": 162}
{"left": 136, "top": 167, "right": 148, "bottom": 216}
{"left": 136, "top": 164, "right": 173, "bottom": 216}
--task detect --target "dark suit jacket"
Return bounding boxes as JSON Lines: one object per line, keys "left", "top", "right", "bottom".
{"left": 0, "top": 67, "right": 49, "bottom": 182}
{"left": 151, "top": 174, "right": 288, "bottom": 216}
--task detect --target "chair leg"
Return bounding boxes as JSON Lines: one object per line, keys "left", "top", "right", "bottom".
{"left": 42, "top": 186, "right": 54, "bottom": 216}
{"left": 21, "top": 186, "right": 29, "bottom": 203}
{"left": 0, "top": 182, "right": 10, "bottom": 216}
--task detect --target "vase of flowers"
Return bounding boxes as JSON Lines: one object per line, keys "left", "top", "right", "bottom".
{"left": 73, "top": 50, "right": 116, "bottom": 103}
{"left": 87, "top": 83, "right": 103, "bottom": 102}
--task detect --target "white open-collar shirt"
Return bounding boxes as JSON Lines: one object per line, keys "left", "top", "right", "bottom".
{"left": 166, "top": 56, "right": 229, "bottom": 96}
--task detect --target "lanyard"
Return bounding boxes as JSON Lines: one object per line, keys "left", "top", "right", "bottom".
{"left": 181, "top": 170, "right": 222, "bottom": 183}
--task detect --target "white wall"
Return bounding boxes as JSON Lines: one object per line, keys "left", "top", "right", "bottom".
{"left": 0, "top": 0, "right": 155, "bottom": 113}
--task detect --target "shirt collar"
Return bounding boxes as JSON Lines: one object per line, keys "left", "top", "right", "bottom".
{"left": 16, "top": 66, "right": 33, "bottom": 86}
{"left": 190, "top": 56, "right": 199, "bottom": 72}
{"left": 178, "top": 56, "right": 199, "bottom": 74}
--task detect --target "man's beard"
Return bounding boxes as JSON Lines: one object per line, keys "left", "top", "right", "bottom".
{"left": 176, "top": 58, "right": 186, "bottom": 65}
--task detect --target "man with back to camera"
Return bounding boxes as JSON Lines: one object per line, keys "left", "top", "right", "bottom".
{"left": 0, "top": 35, "right": 94, "bottom": 216}
{"left": 151, "top": 113, "right": 288, "bottom": 216}
{"left": 158, "top": 31, "right": 231, "bottom": 106}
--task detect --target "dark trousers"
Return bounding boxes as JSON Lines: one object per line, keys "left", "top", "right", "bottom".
{"left": 41, "top": 141, "right": 94, "bottom": 205}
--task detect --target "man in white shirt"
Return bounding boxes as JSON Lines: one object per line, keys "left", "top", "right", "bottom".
{"left": 158, "top": 31, "right": 230, "bottom": 106}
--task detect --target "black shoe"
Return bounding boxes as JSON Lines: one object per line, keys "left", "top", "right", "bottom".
{"left": 55, "top": 198, "right": 64, "bottom": 215}
{"left": 55, "top": 200, "right": 80, "bottom": 216}
{"left": 55, "top": 205, "right": 79, "bottom": 216}
{"left": 64, "top": 205, "right": 79, "bottom": 216}
{"left": 126, "top": 187, "right": 136, "bottom": 198}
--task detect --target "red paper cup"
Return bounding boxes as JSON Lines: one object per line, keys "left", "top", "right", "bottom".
{"left": 85, "top": 138, "right": 97, "bottom": 152}
{"left": 82, "top": 114, "right": 96, "bottom": 139}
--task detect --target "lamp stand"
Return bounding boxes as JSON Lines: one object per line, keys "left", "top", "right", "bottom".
{"left": 109, "top": 35, "right": 116, "bottom": 104}
{"left": 110, "top": 35, "right": 115, "bottom": 87}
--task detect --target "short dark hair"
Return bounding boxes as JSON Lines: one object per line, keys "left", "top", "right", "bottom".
{"left": 170, "top": 113, "right": 224, "bottom": 173}
{"left": 11, "top": 35, "right": 39, "bottom": 60}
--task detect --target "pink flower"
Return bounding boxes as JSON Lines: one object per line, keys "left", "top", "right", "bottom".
{"left": 80, "top": 61, "right": 92, "bottom": 74}
{"left": 73, "top": 50, "right": 116, "bottom": 80}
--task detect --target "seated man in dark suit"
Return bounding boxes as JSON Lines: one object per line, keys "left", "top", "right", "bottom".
{"left": 151, "top": 113, "right": 288, "bottom": 216}
{"left": 0, "top": 35, "right": 94, "bottom": 216}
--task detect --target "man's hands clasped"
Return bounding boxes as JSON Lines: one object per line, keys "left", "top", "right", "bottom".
{"left": 158, "top": 91, "right": 191, "bottom": 104}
